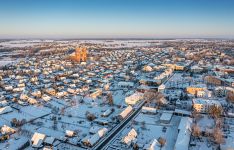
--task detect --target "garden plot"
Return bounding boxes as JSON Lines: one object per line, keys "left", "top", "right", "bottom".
{"left": 0, "top": 109, "right": 35, "bottom": 122}
{"left": 20, "top": 105, "right": 51, "bottom": 118}
{"left": 65, "top": 103, "right": 120, "bottom": 119}
{"left": 134, "top": 113, "right": 160, "bottom": 125}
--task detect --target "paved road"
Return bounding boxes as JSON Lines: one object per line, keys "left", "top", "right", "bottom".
{"left": 91, "top": 100, "right": 146, "bottom": 150}
{"left": 92, "top": 73, "right": 175, "bottom": 150}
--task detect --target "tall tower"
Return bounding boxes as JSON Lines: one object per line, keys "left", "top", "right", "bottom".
{"left": 74, "top": 47, "right": 87, "bottom": 63}
{"left": 81, "top": 47, "right": 87, "bottom": 62}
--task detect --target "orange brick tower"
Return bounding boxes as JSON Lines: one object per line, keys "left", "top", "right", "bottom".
{"left": 73, "top": 47, "right": 87, "bottom": 63}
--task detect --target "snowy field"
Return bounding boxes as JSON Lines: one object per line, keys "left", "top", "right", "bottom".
{"left": 0, "top": 40, "right": 53, "bottom": 48}
{"left": 108, "top": 112, "right": 181, "bottom": 150}
{"left": 0, "top": 60, "right": 13, "bottom": 67}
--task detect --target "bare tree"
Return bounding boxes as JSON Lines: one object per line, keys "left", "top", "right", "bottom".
{"left": 227, "top": 91, "right": 234, "bottom": 103}
{"left": 155, "top": 92, "right": 166, "bottom": 108}
{"left": 60, "top": 107, "right": 65, "bottom": 115}
{"left": 133, "top": 143, "right": 139, "bottom": 150}
{"left": 213, "top": 127, "right": 224, "bottom": 144}
{"left": 192, "top": 123, "right": 201, "bottom": 137}
{"left": 144, "top": 91, "right": 156, "bottom": 103}
{"left": 107, "top": 92, "right": 114, "bottom": 105}
{"left": 208, "top": 105, "right": 223, "bottom": 119}
{"left": 141, "top": 121, "right": 146, "bottom": 130}
{"left": 85, "top": 111, "right": 96, "bottom": 121}
{"left": 158, "top": 137, "right": 166, "bottom": 148}
{"left": 192, "top": 110, "right": 201, "bottom": 122}
{"left": 215, "top": 118, "right": 223, "bottom": 128}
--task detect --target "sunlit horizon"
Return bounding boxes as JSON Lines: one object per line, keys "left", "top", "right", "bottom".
{"left": 0, "top": 0, "right": 234, "bottom": 39}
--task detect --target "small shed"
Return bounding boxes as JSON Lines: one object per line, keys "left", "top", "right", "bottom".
{"left": 160, "top": 112, "right": 173, "bottom": 124}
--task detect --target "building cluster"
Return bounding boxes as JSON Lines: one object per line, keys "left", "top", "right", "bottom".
{"left": 0, "top": 39, "right": 233, "bottom": 150}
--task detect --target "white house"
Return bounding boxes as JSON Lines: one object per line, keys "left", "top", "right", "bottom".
{"left": 142, "top": 106, "right": 157, "bottom": 115}
{"left": 31, "top": 132, "right": 46, "bottom": 148}
{"left": 118, "top": 106, "right": 133, "bottom": 120}
{"left": 0, "top": 106, "right": 13, "bottom": 115}
{"left": 82, "top": 128, "right": 108, "bottom": 147}
{"left": 125, "top": 92, "right": 143, "bottom": 105}
{"left": 122, "top": 128, "right": 137, "bottom": 146}
{"left": 143, "top": 139, "right": 160, "bottom": 150}
{"left": 42, "top": 94, "right": 51, "bottom": 102}
{"left": 174, "top": 117, "right": 192, "bottom": 150}
{"left": 158, "top": 84, "right": 165, "bottom": 93}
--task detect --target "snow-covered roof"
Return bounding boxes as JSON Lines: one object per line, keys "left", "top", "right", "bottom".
{"left": 160, "top": 112, "right": 173, "bottom": 122}
{"left": 66, "top": 130, "right": 75, "bottom": 137}
{"left": 158, "top": 84, "right": 165, "bottom": 89}
{"left": 174, "top": 109, "right": 191, "bottom": 116}
{"left": 125, "top": 92, "right": 143, "bottom": 105}
{"left": 122, "top": 128, "right": 137, "bottom": 146}
{"left": 143, "top": 139, "right": 160, "bottom": 150}
{"left": 31, "top": 132, "right": 46, "bottom": 148}
{"left": 142, "top": 106, "right": 157, "bottom": 114}
{"left": 44, "top": 137, "right": 55, "bottom": 145}
{"left": 119, "top": 106, "right": 133, "bottom": 119}
{"left": 82, "top": 128, "right": 108, "bottom": 146}
{"left": 0, "top": 106, "right": 13, "bottom": 115}
{"left": 193, "top": 98, "right": 221, "bottom": 106}
{"left": 118, "top": 81, "right": 134, "bottom": 87}
{"left": 89, "top": 126, "right": 101, "bottom": 134}
{"left": 175, "top": 117, "right": 192, "bottom": 150}
{"left": 1, "top": 125, "right": 15, "bottom": 134}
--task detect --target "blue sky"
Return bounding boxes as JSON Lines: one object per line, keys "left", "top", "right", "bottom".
{"left": 0, "top": 0, "right": 234, "bottom": 39}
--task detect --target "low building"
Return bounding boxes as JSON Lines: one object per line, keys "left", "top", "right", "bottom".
{"left": 158, "top": 84, "right": 165, "bottom": 93}
{"left": 31, "top": 132, "right": 46, "bottom": 148}
{"left": 27, "top": 97, "right": 37, "bottom": 105}
{"left": 204, "top": 76, "right": 222, "bottom": 86}
{"left": 191, "top": 65, "right": 203, "bottom": 73}
{"left": 196, "top": 90, "right": 206, "bottom": 98}
{"left": 101, "top": 109, "right": 113, "bottom": 117}
{"left": 142, "top": 106, "right": 157, "bottom": 115}
{"left": 41, "top": 94, "right": 51, "bottom": 102}
{"left": 160, "top": 112, "right": 173, "bottom": 124}
{"left": 143, "top": 139, "right": 160, "bottom": 150}
{"left": 0, "top": 125, "right": 15, "bottom": 135}
{"left": 174, "top": 117, "right": 192, "bottom": 150}
{"left": 192, "top": 98, "right": 222, "bottom": 113}
{"left": 0, "top": 106, "right": 13, "bottom": 115}
{"left": 44, "top": 137, "right": 55, "bottom": 146}
{"left": 186, "top": 84, "right": 206, "bottom": 95}
{"left": 214, "top": 86, "right": 226, "bottom": 97}
{"left": 121, "top": 128, "right": 137, "bottom": 146}
{"left": 89, "top": 126, "right": 101, "bottom": 134}
{"left": 118, "top": 106, "right": 133, "bottom": 121}
{"left": 82, "top": 128, "right": 108, "bottom": 147}
{"left": 118, "top": 81, "right": 134, "bottom": 88}
{"left": 125, "top": 92, "right": 143, "bottom": 105}
{"left": 90, "top": 89, "right": 102, "bottom": 99}
{"left": 66, "top": 130, "right": 75, "bottom": 137}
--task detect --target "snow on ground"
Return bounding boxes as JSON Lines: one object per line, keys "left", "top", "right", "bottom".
{"left": 1, "top": 109, "right": 35, "bottom": 122}
{"left": 134, "top": 113, "right": 160, "bottom": 125}
{"left": 20, "top": 105, "right": 51, "bottom": 118}
{"left": 110, "top": 112, "right": 181, "bottom": 150}
{"left": 48, "top": 100, "right": 66, "bottom": 109}
{"left": 0, "top": 60, "right": 14, "bottom": 67}
{"left": 0, "top": 40, "right": 53, "bottom": 48}
{"left": 65, "top": 103, "right": 121, "bottom": 119}
{"left": 197, "top": 115, "right": 215, "bottom": 131}
{"left": 65, "top": 104, "right": 103, "bottom": 118}
{"left": 0, "top": 117, "right": 10, "bottom": 126}
{"left": 0, "top": 106, "right": 51, "bottom": 123}
{"left": 113, "top": 90, "right": 126, "bottom": 106}
{"left": 0, "top": 136, "right": 29, "bottom": 150}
